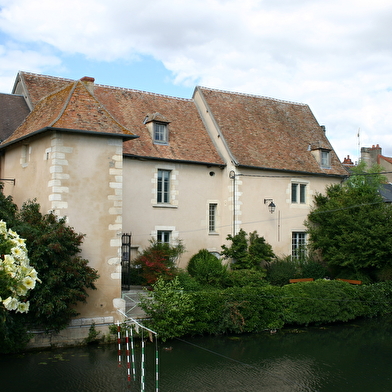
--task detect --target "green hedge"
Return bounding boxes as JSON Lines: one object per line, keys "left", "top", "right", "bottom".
{"left": 140, "top": 279, "right": 392, "bottom": 340}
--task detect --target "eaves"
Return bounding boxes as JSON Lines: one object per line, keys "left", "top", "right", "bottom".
{"left": 0, "top": 126, "right": 138, "bottom": 150}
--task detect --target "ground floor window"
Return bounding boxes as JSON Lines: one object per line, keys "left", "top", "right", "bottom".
{"left": 292, "top": 232, "right": 307, "bottom": 260}
{"left": 157, "top": 230, "right": 171, "bottom": 244}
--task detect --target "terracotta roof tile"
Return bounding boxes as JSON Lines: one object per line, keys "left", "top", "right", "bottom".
{"left": 198, "top": 87, "right": 347, "bottom": 176}
{"left": 2, "top": 79, "right": 135, "bottom": 146}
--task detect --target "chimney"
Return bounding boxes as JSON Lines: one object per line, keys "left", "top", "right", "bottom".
{"left": 80, "top": 76, "right": 95, "bottom": 94}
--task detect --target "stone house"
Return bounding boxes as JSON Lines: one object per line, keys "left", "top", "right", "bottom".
{"left": 0, "top": 71, "right": 347, "bottom": 343}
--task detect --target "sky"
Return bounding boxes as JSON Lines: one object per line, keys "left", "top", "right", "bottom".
{"left": 1, "top": 0, "right": 392, "bottom": 162}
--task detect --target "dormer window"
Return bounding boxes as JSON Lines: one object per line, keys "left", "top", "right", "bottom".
{"left": 154, "top": 122, "right": 168, "bottom": 144}
{"left": 143, "top": 112, "right": 170, "bottom": 145}
{"left": 309, "top": 143, "right": 331, "bottom": 169}
{"left": 321, "top": 150, "right": 330, "bottom": 168}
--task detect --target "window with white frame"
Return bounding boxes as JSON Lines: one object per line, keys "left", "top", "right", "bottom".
{"left": 157, "top": 230, "right": 171, "bottom": 244}
{"left": 321, "top": 150, "right": 330, "bottom": 168}
{"left": 209, "top": 203, "right": 217, "bottom": 233}
{"left": 292, "top": 232, "right": 307, "bottom": 260}
{"left": 157, "top": 169, "right": 170, "bottom": 203}
{"left": 291, "top": 183, "right": 307, "bottom": 204}
{"left": 154, "top": 122, "right": 168, "bottom": 144}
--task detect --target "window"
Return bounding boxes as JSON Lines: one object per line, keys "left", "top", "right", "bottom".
{"left": 157, "top": 230, "right": 171, "bottom": 244}
{"left": 321, "top": 150, "right": 330, "bottom": 167}
{"left": 292, "top": 232, "right": 307, "bottom": 260}
{"left": 154, "top": 122, "right": 168, "bottom": 144}
{"left": 291, "top": 183, "right": 306, "bottom": 204}
{"left": 209, "top": 203, "right": 217, "bottom": 233}
{"left": 157, "top": 169, "right": 170, "bottom": 203}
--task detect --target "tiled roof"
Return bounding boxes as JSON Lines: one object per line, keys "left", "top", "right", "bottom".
{"left": 2, "top": 78, "right": 135, "bottom": 146}
{"left": 93, "top": 85, "right": 225, "bottom": 165}
{"left": 0, "top": 93, "right": 30, "bottom": 142}
{"left": 198, "top": 87, "right": 347, "bottom": 176}
{"left": 6, "top": 72, "right": 225, "bottom": 165}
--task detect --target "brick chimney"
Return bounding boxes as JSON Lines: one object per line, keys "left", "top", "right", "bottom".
{"left": 342, "top": 155, "right": 354, "bottom": 166}
{"left": 80, "top": 76, "right": 95, "bottom": 94}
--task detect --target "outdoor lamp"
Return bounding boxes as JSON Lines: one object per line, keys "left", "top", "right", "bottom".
{"left": 264, "top": 199, "right": 276, "bottom": 214}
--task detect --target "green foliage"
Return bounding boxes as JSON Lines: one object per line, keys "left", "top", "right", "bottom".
{"left": 12, "top": 201, "right": 99, "bottom": 332}
{"left": 266, "top": 256, "right": 299, "bottom": 286}
{"left": 140, "top": 277, "right": 392, "bottom": 340}
{"left": 224, "top": 269, "right": 267, "bottom": 287}
{"left": 139, "top": 277, "right": 195, "bottom": 341}
{"left": 187, "top": 249, "right": 228, "bottom": 287}
{"left": 133, "top": 240, "right": 184, "bottom": 285}
{"left": 176, "top": 270, "right": 203, "bottom": 291}
{"left": 0, "top": 189, "right": 99, "bottom": 344}
{"left": 306, "top": 163, "right": 392, "bottom": 279}
{"left": 221, "top": 229, "right": 274, "bottom": 270}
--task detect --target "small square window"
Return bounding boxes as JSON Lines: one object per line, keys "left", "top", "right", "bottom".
{"left": 154, "top": 122, "right": 168, "bottom": 144}
{"left": 157, "top": 230, "right": 171, "bottom": 244}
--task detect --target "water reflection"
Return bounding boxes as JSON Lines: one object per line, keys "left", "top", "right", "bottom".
{"left": 1, "top": 316, "right": 392, "bottom": 392}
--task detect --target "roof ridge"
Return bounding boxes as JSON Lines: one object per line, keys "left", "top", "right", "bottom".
{"left": 198, "top": 85, "right": 308, "bottom": 107}
{"left": 20, "top": 71, "right": 192, "bottom": 102}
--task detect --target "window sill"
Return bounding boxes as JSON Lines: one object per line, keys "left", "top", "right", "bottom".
{"left": 153, "top": 204, "right": 178, "bottom": 209}
{"left": 208, "top": 232, "right": 220, "bottom": 236}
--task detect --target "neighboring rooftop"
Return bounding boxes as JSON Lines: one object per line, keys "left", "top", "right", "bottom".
{"left": 0, "top": 93, "right": 30, "bottom": 142}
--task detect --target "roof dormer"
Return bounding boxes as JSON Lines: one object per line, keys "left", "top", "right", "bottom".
{"left": 143, "top": 112, "right": 171, "bottom": 145}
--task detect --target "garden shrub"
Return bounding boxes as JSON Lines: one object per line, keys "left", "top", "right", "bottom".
{"left": 133, "top": 240, "right": 184, "bottom": 285}
{"left": 139, "top": 277, "right": 194, "bottom": 341}
{"left": 225, "top": 269, "right": 267, "bottom": 288}
{"left": 266, "top": 256, "right": 299, "bottom": 286}
{"left": 140, "top": 278, "right": 392, "bottom": 341}
{"left": 187, "top": 249, "right": 228, "bottom": 287}
{"left": 299, "top": 260, "right": 329, "bottom": 280}
{"left": 221, "top": 229, "right": 274, "bottom": 270}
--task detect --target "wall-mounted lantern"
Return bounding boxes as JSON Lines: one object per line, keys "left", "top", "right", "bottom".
{"left": 264, "top": 198, "right": 276, "bottom": 214}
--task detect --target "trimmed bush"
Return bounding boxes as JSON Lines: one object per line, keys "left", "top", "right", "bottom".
{"left": 225, "top": 269, "right": 267, "bottom": 288}
{"left": 187, "top": 249, "right": 228, "bottom": 287}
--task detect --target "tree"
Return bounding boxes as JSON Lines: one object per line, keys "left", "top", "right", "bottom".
{"left": 305, "top": 163, "right": 392, "bottom": 281}
{"left": 221, "top": 229, "right": 274, "bottom": 269}
{"left": 0, "top": 187, "right": 99, "bottom": 336}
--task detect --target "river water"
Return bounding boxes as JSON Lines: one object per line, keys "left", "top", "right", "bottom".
{"left": 1, "top": 316, "right": 392, "bottom": 392}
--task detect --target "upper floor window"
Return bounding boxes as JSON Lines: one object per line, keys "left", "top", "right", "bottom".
{"left": 291, "top": 183, "right": 306, "bottom": 204}
{"left": 154, "top": 122, "right": 168, "bottom": 144}
{"left": 209, "top": 203, "right": 217, "bottom": 233}
{"left": 157, "top": 169, "right": 170, "bottom": 204}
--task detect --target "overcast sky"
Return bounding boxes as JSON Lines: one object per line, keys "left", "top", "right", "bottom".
{"left": 1, "top": 0, "right": 392, "bottom": 162}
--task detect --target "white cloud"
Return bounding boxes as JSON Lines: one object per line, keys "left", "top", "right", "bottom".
{"left": 1, "top": 0, "right": 392, "bottom": 159}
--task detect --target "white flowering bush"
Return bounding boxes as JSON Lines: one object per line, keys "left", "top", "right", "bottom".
{"left": 0, "top": 221, "right": 40, "bottom": 314}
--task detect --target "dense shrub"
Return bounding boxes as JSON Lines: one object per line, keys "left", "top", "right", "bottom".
{"left": 266, "top": 257, "right": 299, "bottom": 286}
{"left": 299, "top": 260, "right": 329, "bottom": 280}
{"left": 140, "top": 278, "right": 392, "bottom": 341}
{"left": 133, "top": 240, "right": 184, "bottom": 285}
{"left": 221, "top": 229, "right": 274, "bottom": 270}
{"left": 187, "top": 249, "right": 228, "bottom": 287}
{"left": 224, "top": 269, "right": 267, "bottom": 288}
{"left": 139, "top": 277, "right": 194, "bottom": 341}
